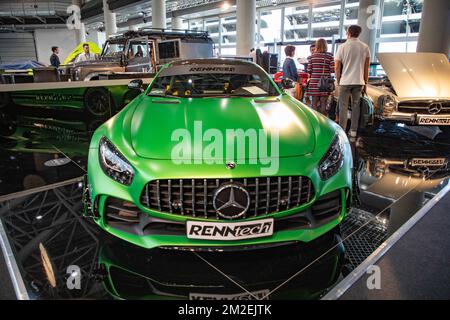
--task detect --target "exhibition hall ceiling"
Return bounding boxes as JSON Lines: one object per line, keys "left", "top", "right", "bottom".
{"left": 0, "top": 0, "right": 340, "bottom": 28}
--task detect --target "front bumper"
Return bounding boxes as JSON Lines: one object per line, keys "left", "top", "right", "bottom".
{"left": 378, "top": 111, "right": 450, "bottom": 125}
{"left": 86, "top": 186, "right": 350, "bottom": 250}
{"left": 86, "top": 143, "right": 353, "bottom": 250}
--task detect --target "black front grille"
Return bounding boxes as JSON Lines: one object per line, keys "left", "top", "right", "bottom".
{"left": 397, "top": 100, "right": 450, "bottom": 114}
{"left": 141, "top": 177, "right": 314, "bottom": 220}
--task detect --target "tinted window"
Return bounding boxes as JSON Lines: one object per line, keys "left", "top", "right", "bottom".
{"left": 158, "top": 41, "right": 180, "bottom": 60}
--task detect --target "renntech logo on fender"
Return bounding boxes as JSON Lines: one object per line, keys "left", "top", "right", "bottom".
{"left": 186, "top": 219, "right": 274, "bottom": 240}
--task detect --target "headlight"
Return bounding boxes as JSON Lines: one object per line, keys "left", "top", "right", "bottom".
{"left": 99, "top": 137, "right": 134, "bottom": 185}
{"left": 380, "top": 95, "right": 397, "bottom": 116}
{"left": 318, "top": 134, "right": 344, "bottom": 180}
{"left": 73, "top": 68, "right": 81, "bottom": 81}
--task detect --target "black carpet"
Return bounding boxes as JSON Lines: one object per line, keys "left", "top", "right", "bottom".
{"left": 341, "top": 192, "right": 450, "bottom": 300}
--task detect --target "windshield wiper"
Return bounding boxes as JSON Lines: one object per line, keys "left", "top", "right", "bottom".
{"left": 147, "top": 93, "right": 171, "bottom": 98}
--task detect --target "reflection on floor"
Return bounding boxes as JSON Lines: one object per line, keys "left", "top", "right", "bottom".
{"left": 1, "top": 107, "right": 449, "bottom": 300}
{"left": 0, "top": 180, "right": 346, "bottom": 300}
{"left": 0, "top": 109, "right": 98, "bottom": 195}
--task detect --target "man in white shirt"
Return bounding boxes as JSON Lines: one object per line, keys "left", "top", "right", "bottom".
{"left": 75, "top": 43, "right": 99, "bottom": 63}
{"left": 335, "top": 25, "right": 371, "bottom": 138}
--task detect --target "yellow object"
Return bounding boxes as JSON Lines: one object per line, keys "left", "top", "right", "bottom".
{"left": 62, "top": 42, "right": 102, "bottom": 65}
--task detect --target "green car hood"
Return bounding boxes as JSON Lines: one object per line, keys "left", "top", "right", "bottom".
{"left": 130, "top": 95, "right": 316, "bottom": 160}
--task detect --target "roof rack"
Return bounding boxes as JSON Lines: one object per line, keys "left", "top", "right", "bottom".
{"left": 129, "top": 27, "right": 210, "bottom": 38}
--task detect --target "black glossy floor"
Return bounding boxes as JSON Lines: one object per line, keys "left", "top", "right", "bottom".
{"left": 1, "top": 106, "right": 450, "bottom": 300}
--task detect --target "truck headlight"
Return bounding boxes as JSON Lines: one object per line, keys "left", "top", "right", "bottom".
{"left": 99, "top": 137, "right": 134, "bottom": 186}
{"left": 73, "top": 68, "right": 81, "bottom": 81}
{"left": 380, "top": 95, "right": 397, "bottom": 116}
{"left": 318, "top": 134, "right": 344, "bottom": 180}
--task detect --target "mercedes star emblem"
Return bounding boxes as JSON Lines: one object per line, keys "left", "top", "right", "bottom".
{"left": 213, "top": 183, "right": 250, "bottom": 219}
{"left": 226, "top": 161, "right": 236, "bottom": 170}
{"left": 428, "top": 102, "right": 442, "bottom": 115}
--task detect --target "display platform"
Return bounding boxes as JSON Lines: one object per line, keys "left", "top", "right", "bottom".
{"left": 1, "top": 106, "right": 449, "bottom": 300}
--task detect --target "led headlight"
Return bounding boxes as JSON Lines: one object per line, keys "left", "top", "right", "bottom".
{"left": 318, "top": 134, "right": 344, "bottom": 180}
{"left": 99, "top": 137, "right": 134, "bottom": 185}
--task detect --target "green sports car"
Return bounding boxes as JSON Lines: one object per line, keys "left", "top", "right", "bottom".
{"left": 84, "top": 59, "right": 353, "bottom": 250}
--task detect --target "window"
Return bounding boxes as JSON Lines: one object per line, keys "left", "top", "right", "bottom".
{"left": 221, "top": 15, "right": 237, "bottom": 46}
{"left": 158, "top": 41, "right": 180, "bottom": 60}
{"left": 312, "top": 26, "right": 340, "bottom": 39}
{"left": 128, "top": 40, "right": 149, "bottom": 59}
{"left": 102, "top": 40, "right": 125, "bottom": 58}
{"left": 190, "top": 0, "right": 424, "bottom": 60}
{"left": 189, "top": 19, "right": 204, "bottom": 31}
{"left": 343, "top": 0, "right": 359, "bottom": 29}
{"left": 311, "top": 2, "right": 341, "bottom": 40}
{"left": 284, "top": 6, "right": 309, "bottom": 42}
{"left": 259, "top": 9, "right": 282, "bottom": 44}
{"left": 148, "top": 66, "right": 279, "bottom": 98}
{"left": 382, "top": 0, "right": 423, "bottom": 17}
{"left": 205, "top": 18, "right": 220, "bottom": 45}
{"left": 381, "top": 0, "right": 423, "bottom": 38}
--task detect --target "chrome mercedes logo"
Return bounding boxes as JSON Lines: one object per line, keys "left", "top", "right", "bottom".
{"left": 428, "top": 103, "right": 442, "bottom": 115}
{"left": 213, "top": 183, "right": 250, "bottom": 219}
{"left": 226, "top": 161, "right": 236, "bottom": 170}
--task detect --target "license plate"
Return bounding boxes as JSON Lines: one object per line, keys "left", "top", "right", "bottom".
{"left": 417, "top": 116, "right": 450, "bottom": 125}
{"left": 410, "top": 158, "right": 446, "bottom": 167}
{"left": 186, "top": 218, "right": 274, "bottom": 241}
{"left": 189, "top": 289, "right": 270, "bottom": 300}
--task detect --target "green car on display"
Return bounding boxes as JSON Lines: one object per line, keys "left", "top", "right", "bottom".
{"left": 84, "top": 59, "right": 353, "bottom": 250}
{"left": 0, "top": 82, "right": 145, "bottom": 116}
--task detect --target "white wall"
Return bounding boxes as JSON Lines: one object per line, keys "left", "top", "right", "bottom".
{"left": 34, "top": 29, "right": 78, "bottom": 65}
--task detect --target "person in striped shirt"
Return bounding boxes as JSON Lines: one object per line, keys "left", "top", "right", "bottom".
{"left": 306, "top": 39, "right": 335, "bottom": 115}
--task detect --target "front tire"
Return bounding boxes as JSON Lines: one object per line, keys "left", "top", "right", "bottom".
{"left": 0, "top": 92, "right": 10, "bottom": 109}
{"left": 84, "top": 87, "right": 111, "bottom": 117}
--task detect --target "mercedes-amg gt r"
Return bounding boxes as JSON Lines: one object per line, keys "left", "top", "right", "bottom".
{"left": 83, "top": 59, "right": 353, "bottom": 250}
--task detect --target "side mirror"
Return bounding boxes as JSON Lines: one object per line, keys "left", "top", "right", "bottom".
{"left": 281, "top": 78, "right": 295, "bottom": 89}
{"left": 128, "top": 79, "right": 143, "bottom": 92}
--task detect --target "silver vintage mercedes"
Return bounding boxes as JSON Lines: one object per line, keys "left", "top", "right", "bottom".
{"left": 367, "top": 52, "right": 450, "bottom": 126}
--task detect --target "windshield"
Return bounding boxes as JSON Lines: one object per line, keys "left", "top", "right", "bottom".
{"left": 148, "top": 63, "right": 279, "bottom": 98}
{"left": 102, "top": 40, "right": 126, "bottom": 58}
